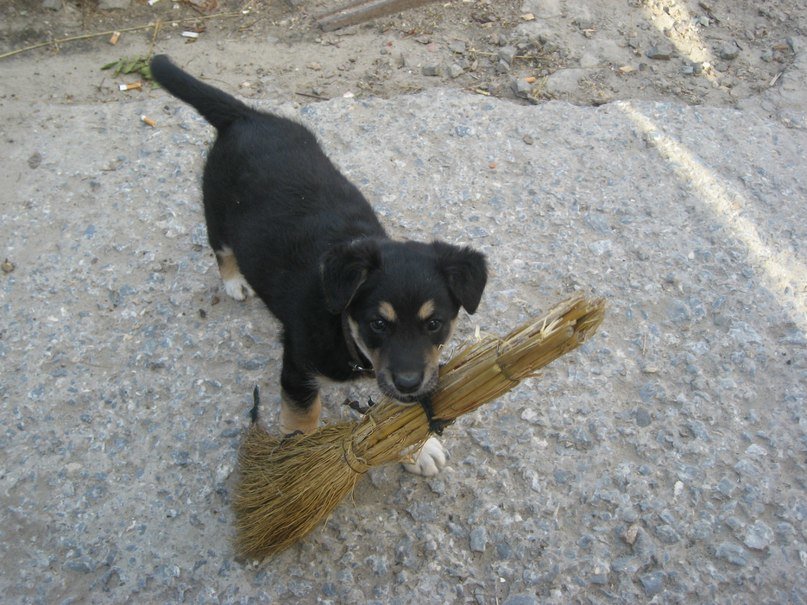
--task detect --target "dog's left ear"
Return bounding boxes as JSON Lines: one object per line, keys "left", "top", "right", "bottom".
{"left": 320, "top": 238, "right": 381, "bottom": 314}
{"left": 433, "top": 241, "right": 488, "bottom": 314}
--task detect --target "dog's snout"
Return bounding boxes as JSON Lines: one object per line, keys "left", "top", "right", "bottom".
{"left": 393, "top": 371, "right": 423, "bottom": 393}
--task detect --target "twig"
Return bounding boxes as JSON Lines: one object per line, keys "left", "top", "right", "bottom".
{"left": 295, "top": 91, "right": 331, "bottom": 100}
{"left": 0, "top": 11, "right": 245, "bottom": 61}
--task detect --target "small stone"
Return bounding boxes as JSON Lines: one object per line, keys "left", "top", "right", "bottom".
{"left": 635, "top": 408, "right": 652, "bottom": 427}
{"left": 646, "top": 44, "right": 675, "bottom": 60}
{"left": 238, "top": 357, "right": 268, "bottom": 371}
{"left": 470, "top": 527, "right": 488, "bottom": 552}
{"left": 1, "top": 259, "right": 14, "bottom": 274}
{"left": 623, "top": 524, "right": 640, "bottom": 545}
{"left": 655, "top": 524, "right": 680, "bottom": 544}
{"left": 522, "top": 134, "right": 534, "bottom": 145}
{"left": 744, "top": 520, "right": 773, "bottom": 550}
{"left": 498, "top": 46, "right": 517, "bottom": 65}
{"left": 639, "top": 571, "right": 665, "bottom": 596}
{"left": 715, "top": 542, "right": 748, "bottom": 566}
{"left": 448, "top": 40, "right": 466, "bottom": 54}
{"left": 448, "top": 64, "right": 464, "bottom": 79}
{"left": 718, "top": 42, "right": 740, "bottom": 60}
{"left": 28, "top": 152, "right": 42, "bottom": 169}
{"left": 511, "top": 77, "right": 533, "bottom": 98}
{"left": 496, "top": 60, "right": 511, "bottom": 74}
{"left": 422, "top": 64, "right": 442, "bottom": 77}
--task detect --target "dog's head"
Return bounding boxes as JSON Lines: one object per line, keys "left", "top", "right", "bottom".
{"left": 321, "top": 238, "right": 487, "bottom": 403}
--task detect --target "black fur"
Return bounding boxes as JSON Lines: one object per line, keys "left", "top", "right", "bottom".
{"left": 150, "top": 55, "right": 487, "bottom": 424}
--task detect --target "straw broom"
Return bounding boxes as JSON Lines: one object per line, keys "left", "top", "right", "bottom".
{"left": 233, "top": 294, "right": 605, "bottom": 558}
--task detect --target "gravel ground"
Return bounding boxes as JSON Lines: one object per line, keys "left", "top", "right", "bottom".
{"left": 1, "top": 47, "right": 806, "bottom": 604}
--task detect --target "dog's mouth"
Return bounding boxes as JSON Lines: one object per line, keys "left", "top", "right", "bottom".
{"left": 377, "top": 371, "right": 439, "bottom": 404}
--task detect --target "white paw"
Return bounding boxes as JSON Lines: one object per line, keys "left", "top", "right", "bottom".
{"left": 402, "top": 437, "right": 448, "bottom": 477}
{"left": 223, "top": 275, "right": 254, "bottom": 301}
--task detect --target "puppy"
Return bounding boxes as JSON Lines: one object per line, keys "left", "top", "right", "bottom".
{"left": 150, "top": 56, "right": 487, "bottom": 476}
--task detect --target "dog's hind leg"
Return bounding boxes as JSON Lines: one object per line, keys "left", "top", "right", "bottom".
{"left": 215, "top": 246, "right": 255, "bottom": 301}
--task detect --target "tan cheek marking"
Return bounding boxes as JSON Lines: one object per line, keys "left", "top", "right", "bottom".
{"left": 348, "top": 318, "right": 382, "bottom": 368}
{"left": 417, "top": 299, "right": 436, "bottom": 320}
{"left": 378, "top": 301, "right": 397, "bottom": 322}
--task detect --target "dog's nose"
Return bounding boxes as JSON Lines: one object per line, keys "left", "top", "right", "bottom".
{"left": 393, "top": 371, "right": 423, "bottom": 393}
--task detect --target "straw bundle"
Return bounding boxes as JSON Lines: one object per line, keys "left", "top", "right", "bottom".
{"left": 234, "top": 295, "right": 605, "bottom": 558}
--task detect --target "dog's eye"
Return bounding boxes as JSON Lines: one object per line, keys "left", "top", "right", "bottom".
{"left": 370, "top": 319, "right": 388, "bottom": 333}
{"left": 425, "top": 318, "right": 443, "bottom": 333}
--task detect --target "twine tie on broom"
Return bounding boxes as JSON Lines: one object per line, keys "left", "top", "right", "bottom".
{"left": 234, "top": 294, "right": 605, "bottom": 558}
{"left": 341, "top": 436, "right": 371, "bottom": 474}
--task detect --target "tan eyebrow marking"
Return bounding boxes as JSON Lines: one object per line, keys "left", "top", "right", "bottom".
{"left": 378, "top": 301, "right": 397, "bottom": 322}
{"left": 417, "top": 299, "right": 435, "bottom": 320}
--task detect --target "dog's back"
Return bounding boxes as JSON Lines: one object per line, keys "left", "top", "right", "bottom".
{"left": 149, "top": 56, "right": 385, "bottom": 308}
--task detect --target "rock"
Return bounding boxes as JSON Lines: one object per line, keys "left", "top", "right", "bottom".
{"left": 511, "top": 77, "right": 534, "bottom": 99}
{"left": 718, "top": 41, "right": 740, "bottom": 60}
{"left": 448, "top": 64, "right": 464, "bottom": 79}
{"left": 635, "top": 408, "right": 652, "bottom": 427}
{"left": 744, "top": 520, "right": 774, "bottom": 550}
{"left": 715, "top": 542, "right": 748, "bottom": 566}
{"left": 28, "top": 152, "right": 42, "bottom": 169}
{"left": 421, "top": 64, "right": 442, "bottom": 77}
{"left": 496, "top": 60, "right": 511, "bottom": 74}
{"left": 42, "top": 0, "right": 61, "bottom": 10}
{"left": 470, "top": 527, "right": 488, "bottom": 552}
{"left": 639, "top": 571, "right": 665, "bottom": 596}
{"left": 498, "top": 46, "right": 517, "bottom": 65}
{"left": 448, "top": 40, "right": 466, "bottom": 54}
{"left": 646, "top": 44, "right": 675, "bottom": 60}
{"left": 543, "top": 68, "right": 586, "bottom": 96}
{"left": 655, "top": 524, "right": 680, "bottom": 545}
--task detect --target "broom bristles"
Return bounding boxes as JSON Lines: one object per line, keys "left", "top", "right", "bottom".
{"left": 233, "top": 295, "right": 605, "bottom": 558}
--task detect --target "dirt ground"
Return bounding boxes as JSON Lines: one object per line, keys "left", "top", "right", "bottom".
{"left": 0, "top": 0, "right": 803, "bottom": 108}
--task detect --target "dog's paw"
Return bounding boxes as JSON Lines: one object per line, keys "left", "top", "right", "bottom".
{"left": 223, "top": 275, "right": 255, "bottom": 301}
{"left": 402, "top": 437, "right": 448, "bottom": 477}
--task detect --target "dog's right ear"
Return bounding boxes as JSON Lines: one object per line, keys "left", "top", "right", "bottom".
{"left": 320, "top": 239, "right": 381, "bottom": 314}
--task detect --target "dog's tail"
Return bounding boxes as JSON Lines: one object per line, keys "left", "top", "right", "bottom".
{"left": 150, "top": 54, "right": 253, "bottom": 131}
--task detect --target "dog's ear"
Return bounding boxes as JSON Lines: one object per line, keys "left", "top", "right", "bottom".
{"left": 320, "top": 239, "right": 381, "bottom": 314}
{"left": 433, "top": 241, "right": 488, "bottom": 314}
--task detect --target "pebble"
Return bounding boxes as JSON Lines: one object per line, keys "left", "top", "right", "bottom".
{"left": 718, "top": 41, "right": 740, "bottom": 60}
{"left": 646, "top": 44, "right": 675, "bottom": 60}
{"left": 635, "top": 408, "right": 652, "bottom": 427}
{"left": 511, "top": 77, "right": 534, "bottom": 99}
{"left": 448, "top": 64, "right": 465, "bottom": 79}
{"left": 639, "top": 571, "right": 665, "bottom": 596}
{"left": 422, "top": 65, "right": 442, "bottom": 77}
{"left": 715, "top": 542, "right": 748, "bottom": 566}
{"left": 744, "top": 520, "right": 773, "bottom": 550}
{"left": 470, "top": 527, "right": 489, "bottom": 552}
{"left": 498, "top": 46, "right": 517, "bottom": 65}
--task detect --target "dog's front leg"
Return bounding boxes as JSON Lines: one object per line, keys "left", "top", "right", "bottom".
{"left": 279, "top": 359, "right": 321, "bottom": 435}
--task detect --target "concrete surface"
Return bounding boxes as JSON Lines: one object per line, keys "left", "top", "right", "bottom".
{"left": 1, "top": 47, "right": 806, "bottom": 604}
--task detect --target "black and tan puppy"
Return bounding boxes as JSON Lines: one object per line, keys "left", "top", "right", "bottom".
{"left": 150, "top": 56, "right": 487, "bottom": 475}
